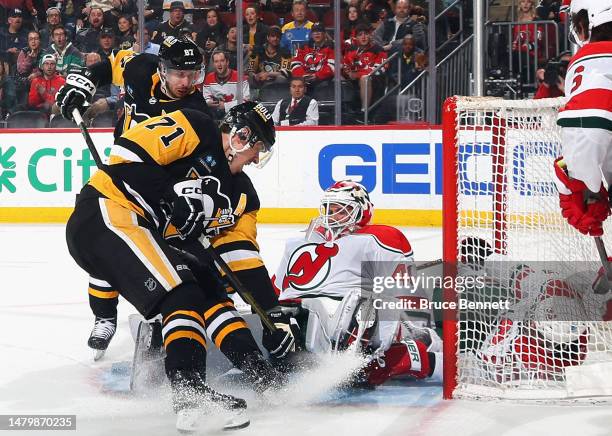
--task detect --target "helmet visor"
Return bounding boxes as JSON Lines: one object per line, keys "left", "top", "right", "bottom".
{"left": 165, "top": 65, "right": 205, "bottom": 86}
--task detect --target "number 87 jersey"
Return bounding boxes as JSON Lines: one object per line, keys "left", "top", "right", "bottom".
{"left": 557, "top": 40, "right": 612, "bottom": 194}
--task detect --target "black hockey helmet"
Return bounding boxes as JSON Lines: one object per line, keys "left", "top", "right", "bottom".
{"left": 159, "top": 35, "right": 203, "bottom": 70}
{"left": 221, "top": 101, "right": 276, "bottom": 152}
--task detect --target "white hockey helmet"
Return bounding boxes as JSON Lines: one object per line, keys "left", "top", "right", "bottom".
{"left": 566, "top": 0, "right": 612, "bottom": 46}
{"left": 318, "top": 180, "right": 374, "bottom": 240}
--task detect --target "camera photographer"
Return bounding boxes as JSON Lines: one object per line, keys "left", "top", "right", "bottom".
{"left": 534, "top": 51, "right": 570, "bottom": 99}
{"left": 535, "top": 0, "right": 561, "bottom": 22}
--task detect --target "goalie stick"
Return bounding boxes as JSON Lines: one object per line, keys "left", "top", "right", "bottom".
{"left": 71, "top": 109, "right": 278, "bottom": 333}
{"left": 594, "top": 236, "right": 612, "bottom": 295}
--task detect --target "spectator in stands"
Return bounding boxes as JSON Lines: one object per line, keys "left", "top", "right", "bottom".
{"left": 116, "top": 14, "right": 135, "bottom": 49}
{"left": 202, "top": 49, "right": 250, "bottom": 119}
{"left": 517, "top": 0, "right": 537, "bottom": 22}
{"left": 290, "top": 23, "right": 334, "bottom": 87}
{"left": 96, "top": 27, "right": 116, "bottom": 58}
{"left": 28, "top": 53, "right": 66, "bottom": 114}
{"left": 243, "top": 5, "right": 267, "bottom": 51}
{"left": 195, "top": 9, "right": 227, "bottom": 64}
{"left": 216, "top": 26, "right": 248, "bottom": 71}
{"left": 534, "top": 50, "right": 570, "bottom": 99}
{"left": 0, "top": 52, "right": 15, "bottom": 117}
{"left": 75, "top": 7, "right": 106, "bottom": 52}
{"left": 40, "top": 6, "right": 62, "bottom": 47}
{"left": 132, "top": 26, "right": 160, "bottom": 54}
{"left": 46, "top": 26, "right": 85, "bottom": 76}
{"left": 143, "top": 0, "right": 164, "bottom": 30}
{"left": 342, "top": 23, "right": 387, "bottom": 111}
{"left": 373, "top": 0, "right": 426, "bottom": 52}
{"left": 512, "top": 0, "right": 556, "bottom": 70}
{"left": 248, "top": 25, "right": 290, "bottom": 89}
{"left": 17, "top": 30, "right": 42, "bottom": 80}
{"left": 0, "top": 8, "right": 28, "bottom": 64}
{"left": 389, "top": 33, "right": 426, "bottom": 87}
{"left": 280, "top": 0, "right": 313, "bottom": 54}
{"left": 16, "top": 30, "right": 42, "bottom": 108}
{"left": 343, "top": 5, "right": 369, "bottom": 42}
{"left": 151, "top": 1, "right": 192, "bottom": 44}
{"left": 272, "top": 76, "right": 318, "bottom": 126}
{"left": 535, "top": 0, "right": 561, "bottom": 21}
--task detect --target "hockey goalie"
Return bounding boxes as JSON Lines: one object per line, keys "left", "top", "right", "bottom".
{"left": 458, "top": 237, "right": 612, "bottom": 386}
{"left": 271, "top": 180, "right": 443, "bottom": 387}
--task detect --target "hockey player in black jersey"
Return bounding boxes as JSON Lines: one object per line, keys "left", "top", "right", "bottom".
{"left": 65, "top": 104, "right": 280, "bottom": 431}
{"left": 56, "top": 35, "right": 211, "bottom": 139}
{"left": 56, "top": 38, "right": 296, "bottom": 363}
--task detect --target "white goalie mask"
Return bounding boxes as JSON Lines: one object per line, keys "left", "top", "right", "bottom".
{"left": 565, "top": 0, "right": 612, "bottom": 46}
{"left": 315, "top": 180, "right": 374, "bottom": 242}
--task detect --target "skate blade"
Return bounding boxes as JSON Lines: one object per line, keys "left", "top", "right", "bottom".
{"left": 222, "top": 410, "right": 250, "bottom": 431}
{"left": 93, "top": 349, "right": 106, "bottom": 361}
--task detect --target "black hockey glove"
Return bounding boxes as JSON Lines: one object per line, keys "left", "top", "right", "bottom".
{"left": 170, "top": 176, "right": 234, "bottom": 239}
{"left": 55, "top": 66, "right": 96, "bottom": 121}
{"left": 262, "top": 306, "right": 301, "bottom": 359}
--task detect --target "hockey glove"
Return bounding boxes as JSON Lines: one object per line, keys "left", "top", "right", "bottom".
{"left": 553, "top": 157, "right": 610, "bottom": 236}
{"left": 262, "top": 306, "right": 301, "bottom": 359}
{"left": 55, "top": 66, "right": 96, "bottom": 121}
{"left": 170, "top": 177, "right": 234, "bottom": 239}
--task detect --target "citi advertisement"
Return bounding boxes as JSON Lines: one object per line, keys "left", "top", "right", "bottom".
{"left": 0, "top": 128, "right": 444, "bottom": 222}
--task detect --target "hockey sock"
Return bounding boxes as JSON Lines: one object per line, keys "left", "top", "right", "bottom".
{"left": 159, "top": 283, "right": 208, "bottom": 377}
{"left": 87, "top": 277, "right": 119, "bottom": 318}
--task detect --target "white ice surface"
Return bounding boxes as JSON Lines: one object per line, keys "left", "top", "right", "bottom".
{"left": 1, "top": 224, "right": 611, "bottom": 436}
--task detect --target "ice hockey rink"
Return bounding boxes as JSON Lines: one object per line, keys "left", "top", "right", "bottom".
{"left": 1, "top": 223, "right": 612, "bottom": 436}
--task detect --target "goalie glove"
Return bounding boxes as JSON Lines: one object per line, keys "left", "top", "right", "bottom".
{"left": 262, "top": 306, "right": 301, "bottom": 359}
{"left": 553, "top": 157, "right": 610, "bottom": 236}
{"left": 55, "top": 66, "right": 96, "bottom": 121}
{"left": 169, "top": 176, "right": 234, "bottom": 239}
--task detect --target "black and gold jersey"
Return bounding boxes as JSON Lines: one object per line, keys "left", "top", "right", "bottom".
{"left": 88, "top": 49, "right": 212, "bottom": 139}
{"left": 84, "top": 109, "right": 245, "bottom": 229}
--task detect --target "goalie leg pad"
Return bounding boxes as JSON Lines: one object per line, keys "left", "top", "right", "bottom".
{"left": 366, "top": 339, "right": 433, "bottom": 386}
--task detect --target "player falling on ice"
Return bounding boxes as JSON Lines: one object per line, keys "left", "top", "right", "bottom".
{"left": 272, "top": 180, "right": 443, "bottom": 387}
{"left": 55, "top": 37, "right": 296, "bottom": 363}
{"left": 553, "top": 0, "right": 612, "bottom": 236}
{"left": 65, "top": 105, "right": 285, "bottom": 432}
{"left": 458, "top": 237, "right": 612, "bottom": 384}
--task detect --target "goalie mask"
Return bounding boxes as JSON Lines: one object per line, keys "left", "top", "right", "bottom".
{"left": 318, "top": 180, "right": 374, "bottom": 241}
{"left": 158, "top": 36, "right": 205, "bottom": 97}
{"left": 220, "top": 101, "right": 276, "bottom": 168}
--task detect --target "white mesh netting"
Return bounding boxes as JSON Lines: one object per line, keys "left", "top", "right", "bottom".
{"left": 448, "top": 97, "right": 612, "bottom": 401}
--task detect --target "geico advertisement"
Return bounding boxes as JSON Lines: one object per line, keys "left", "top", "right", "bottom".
{"left": 0, "top": 129, "right": 443, "bottom": 209}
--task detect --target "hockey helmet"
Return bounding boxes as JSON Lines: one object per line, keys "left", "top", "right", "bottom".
{"left": 220, "top": 101, "right": 276, "bottom": 168}
{"left": 566, "top": 0, "right": 612, "bottom": 45}
{"left": 158, "top": 36, "right": 205, "bottom": 88}
{"left": 318, "top": 180, "right": 374, "bottom": 240}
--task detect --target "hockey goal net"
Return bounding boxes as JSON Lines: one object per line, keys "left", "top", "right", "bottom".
{"left": 442, "top": 96, "right": 612, "bottom": 401}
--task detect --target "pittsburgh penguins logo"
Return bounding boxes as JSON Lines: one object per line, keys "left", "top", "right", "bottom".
{"left": 283, "top": 243, "right": 339, "bottom": 291}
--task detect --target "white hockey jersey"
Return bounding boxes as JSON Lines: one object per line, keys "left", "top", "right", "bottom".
{"left": 557, "top": 41, "right": 612, "bottom": 193}
{"left": 272, "top": 224, "right": 414, "bottom": 300}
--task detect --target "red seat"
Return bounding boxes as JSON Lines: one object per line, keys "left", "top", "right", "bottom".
{"left": 219, "top": 11, "right": 237, "bottom": 27}
{"left": 322, "top": 8, "right": 336, "bottom": 27}
{"left": 261, "top": 10, "right": 280, "bottom": 26}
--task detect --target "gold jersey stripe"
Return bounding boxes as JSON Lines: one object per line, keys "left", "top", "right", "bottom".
{"left": 88, "top": 287, "right": 119, "bottom": 299}
{"left": 120, "top": 111, "right": 201, "bottom": 166}
{"left": 164, "top": 330, "right": 207, "bottom": 348}
{"left": 212, "top": 211, "right": 259, "bottom": 250}
{"left": 89, "top": 170, "right": 146, "bottom": 218}
{"left": 219, "top": 257, "right": 264, "bottom": 274}
{"left": 101, "top": 199, "right": 180, "bottom": 291}
{"left": 203, "top": 301, "right": 235, "bottom": 320}
{"left": 163, "top": 310, "right": 206, "bottom": 326}
{"left": 213, "top": 320, "right": 248, "bottom": 349}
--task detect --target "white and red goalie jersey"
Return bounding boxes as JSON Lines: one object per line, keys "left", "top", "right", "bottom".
{"left": 556, "top": 41, "right": 612, "bottom": 193}
{"left": 272, "top": 224, "right": 442, "bottom": 386}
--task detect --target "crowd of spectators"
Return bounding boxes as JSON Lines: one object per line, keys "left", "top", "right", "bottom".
{"left": 0, "top": 0, "right": 430, "bottom": 126}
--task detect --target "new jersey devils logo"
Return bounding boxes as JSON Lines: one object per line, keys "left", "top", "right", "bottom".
{"left": 283, "top": 243, "right": 339, "bottom": 291}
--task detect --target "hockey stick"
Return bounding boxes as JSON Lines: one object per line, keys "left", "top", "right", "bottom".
{"left": 71, "top": 108, "right": 278, "bottom": 333}
{"left": 594, "top": 236, "right": 612, "bottom": 294}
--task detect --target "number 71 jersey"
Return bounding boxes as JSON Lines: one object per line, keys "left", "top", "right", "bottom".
{"left": 273, "top": 224, "right": 414, "bottom": 301}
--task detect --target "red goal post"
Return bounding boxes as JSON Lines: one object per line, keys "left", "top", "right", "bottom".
{"left": 441, "top": 96, "right": 612, "bottom": 401}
